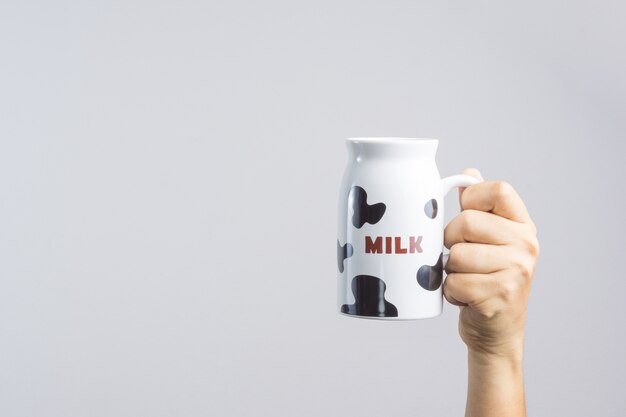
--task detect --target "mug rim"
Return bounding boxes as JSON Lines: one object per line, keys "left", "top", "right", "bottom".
{"left": 346, "top": 137, "right": 439, "bottom": 144}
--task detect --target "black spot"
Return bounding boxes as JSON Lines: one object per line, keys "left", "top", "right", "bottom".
{"left": 424, "top": 199, "right": 438, "bottom": 219}
{"left": 337, "top": 240, "right": 354, "bottom": 273}
{"left": 417, "top": 253, "right": 443, "bottom": 291}
{"left": 341, "top": 275, "right": 398, "bottom": 317}
{"left": 350, "top": 186, "right": 386, "bottom": 228}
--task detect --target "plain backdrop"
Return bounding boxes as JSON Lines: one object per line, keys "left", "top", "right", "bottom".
{"left": 1, "top": 1, "right": 625, "bottom": 416}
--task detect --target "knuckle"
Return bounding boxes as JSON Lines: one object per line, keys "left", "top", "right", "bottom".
{"left": 513, "top": 258, "right": 535, "bottom": 279}
{"left": 443, "top": 273, "right": 454, "bottom": 288}
{"left": 526, "top": 235, "right": 540, "bottom": 257}
{"left": 497, "top": 279, "right": 520, "bottom": 302}
{"left": 443, "top": 273, "right": 458, "bottom": 294}
{"left": 460, "top": 210, "right": 479, "bottom": 235}
{"left": 476, "top": 307, "right": 497, "bottom": 320}
{"left": 494, "top": 181, "right": 514, "bottom": 203}
{"left": 448, "top": 244, "right": 465, "bottom": 265}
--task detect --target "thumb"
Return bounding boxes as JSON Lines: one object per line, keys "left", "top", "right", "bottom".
{"left": 458, "top": 168, "right": 484, "bottom": 209}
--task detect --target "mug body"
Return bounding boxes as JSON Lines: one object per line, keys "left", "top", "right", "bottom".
{"left": 337, "top": 138, "right": 445, "bottom": 320}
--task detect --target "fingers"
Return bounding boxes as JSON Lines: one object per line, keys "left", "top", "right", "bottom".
{"left": 461, "top": 179, "right": 533, "bottom": 225}
{"left": 444, "top": 271, "right": 530, "bottom": 318}
{"left": 445, "top": 243, "right": 513, "bottom": 274}
{"left": 443, "top": 272, "right": 494, "bottom": 306}
{"left": 444, "top": 292, "right": 467, "bottom": 307}
{"left": 458, "top": 168, "right": 484, "bottom": 208}
{"left": 444, "top": 209, "right": 526, "bottom": 247}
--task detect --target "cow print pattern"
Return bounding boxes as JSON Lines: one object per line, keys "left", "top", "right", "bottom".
{"left": 350, "top": 186, "right": 386, "bottom": 229}
{"left": 416, "top": 253, "right": 444, "bottom": 291}
{"left": 424, "top": 198, "right": 438, "bottom": 219}
{"left": 337, "top": 240, "right": 354, "bottom": 273}
{"left": 341, "top": 275, "right": 398, "bottom": 317}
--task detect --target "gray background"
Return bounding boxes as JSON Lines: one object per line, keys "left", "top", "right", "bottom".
{"left": 1, "top": 1, "right": 625, "bottom": 416}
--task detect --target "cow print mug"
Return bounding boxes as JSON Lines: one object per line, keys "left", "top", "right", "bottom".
{"left": 337, "top": 138, "right": 480, "bottom": 320}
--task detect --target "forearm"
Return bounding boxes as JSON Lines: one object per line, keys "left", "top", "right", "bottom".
{"left": 465, "top": 348, "right": 526, "bottom": 417}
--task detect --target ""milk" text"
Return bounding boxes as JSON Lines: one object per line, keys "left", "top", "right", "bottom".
{"left": 364, "top": 236, "right": 423, "bottom": 254}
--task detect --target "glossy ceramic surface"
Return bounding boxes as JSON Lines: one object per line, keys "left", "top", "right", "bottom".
{"left": 337, "top": 138, "right": 479, "bottom": 320}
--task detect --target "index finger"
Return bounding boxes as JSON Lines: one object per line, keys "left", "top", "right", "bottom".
{"left": 461, "top": 180, "right": 533, "bottom": 225}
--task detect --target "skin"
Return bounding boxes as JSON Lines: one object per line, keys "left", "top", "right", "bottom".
{"left": 444, "top": 168, "right": 540, "bottom": 417}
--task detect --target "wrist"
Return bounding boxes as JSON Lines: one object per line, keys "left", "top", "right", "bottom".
{"left": 468, "top": 347, "right": 524, "bottom": 372}
{"left": 467, "top": 335, "right": 524, "bottom": 361}
{"left": 462, "top": 324, "right": 526, "bottom": 363}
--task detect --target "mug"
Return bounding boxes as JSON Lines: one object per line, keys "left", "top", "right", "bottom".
{"left": 336, "top": 138, "right": 480, "bottom": 320}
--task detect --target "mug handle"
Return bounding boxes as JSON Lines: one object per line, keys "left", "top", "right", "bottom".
{"left": 440, "top": 174, "right": 482, "bottom": 267}
{"left": 441, "top": 174, "right": 481, "bottom": 197}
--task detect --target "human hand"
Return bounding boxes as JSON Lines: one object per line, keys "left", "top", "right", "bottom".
{"left": 443, "top": 168, "right": 540, "bottom": 360}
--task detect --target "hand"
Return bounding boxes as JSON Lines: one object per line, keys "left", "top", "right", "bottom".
{"left": 444, "top": 168, "right": 539, "bottom": 359}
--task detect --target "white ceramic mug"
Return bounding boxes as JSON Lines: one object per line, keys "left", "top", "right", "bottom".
{"left": 337, "top": 138, "right": 480, "bottom": 320}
